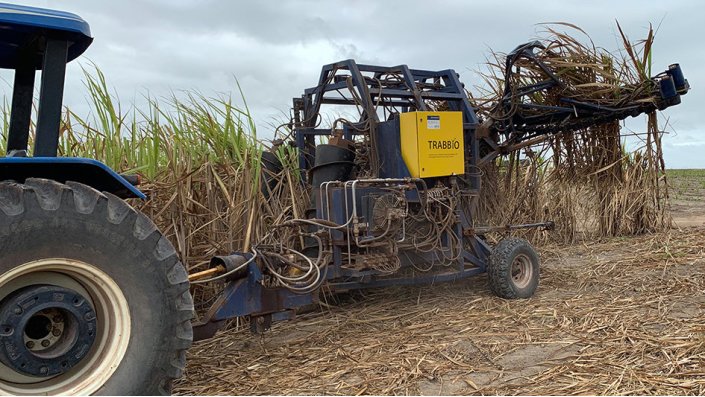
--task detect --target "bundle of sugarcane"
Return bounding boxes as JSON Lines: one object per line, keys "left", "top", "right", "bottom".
{"left": 471, "top": 22, "right": 670, "bottom": 241}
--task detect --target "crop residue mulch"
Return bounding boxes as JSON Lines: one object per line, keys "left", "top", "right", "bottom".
{"left": 176, "top": 227, "right": 705, "bottom": 395}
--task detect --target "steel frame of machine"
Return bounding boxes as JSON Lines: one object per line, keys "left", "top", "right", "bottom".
{"left": 194, "top": 60, "right": 551, "bottom": 338}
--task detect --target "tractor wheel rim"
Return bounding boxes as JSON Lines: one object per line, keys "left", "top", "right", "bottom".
{"left": 510, "top": 254, "right": 532, "bottom": 289}
{"left": 0, "top": 284, "right": 98, "bottom": 377}
{"left": 0, "top": 259, "right": 131, "bottom": 395}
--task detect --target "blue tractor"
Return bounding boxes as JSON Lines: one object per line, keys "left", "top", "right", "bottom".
{"left": 0, "top": 4, "right": 191, "bottom": 395}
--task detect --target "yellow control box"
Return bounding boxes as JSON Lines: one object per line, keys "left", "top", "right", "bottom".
{"left": 399, "top": 111, "right": 464, "bottom": 178}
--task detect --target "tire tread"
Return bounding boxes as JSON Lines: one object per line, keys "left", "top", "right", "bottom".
{"left": 487, "top": 237, "right": 539, "bottom": 299}
{"left": 0, "top": 179, "right": 192, "bottom": 395}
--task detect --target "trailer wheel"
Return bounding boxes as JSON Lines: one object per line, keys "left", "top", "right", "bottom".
{"left": 0, "top": 179, "right": 193, "bottom": 395}
{"left": 487, "top": 237, "right": 539, "bottom": 299}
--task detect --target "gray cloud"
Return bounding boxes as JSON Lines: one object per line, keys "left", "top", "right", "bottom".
{"left": 2, "top": 0, "right": 702, "bottom": 167}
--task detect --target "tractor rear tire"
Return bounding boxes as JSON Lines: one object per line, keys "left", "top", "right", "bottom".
{"left": 487, "top": 237, "right": 540, "bottom": 299}
{"left": 0, "top": 179, "right": 193, "bottom": 395}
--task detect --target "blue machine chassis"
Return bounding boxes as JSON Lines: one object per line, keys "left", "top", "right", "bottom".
{"left": 193, "top": 60, "right": 494, "bottom": 338}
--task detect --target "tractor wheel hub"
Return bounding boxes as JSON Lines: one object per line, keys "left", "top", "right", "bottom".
{"left": 0, "top": 285, "right": 96, "bottom": 377}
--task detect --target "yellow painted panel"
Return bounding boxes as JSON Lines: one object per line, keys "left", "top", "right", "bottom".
{"left": 399, "top": 111, "right": 464, "bottom": 178}
{"left": 400, "top": 112, "right": 420, "bottom": 177}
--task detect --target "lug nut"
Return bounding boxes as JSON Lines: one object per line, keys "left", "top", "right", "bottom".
{"left": 41, "top": 340, "right": 50, "bottom": 347}
{"left": 53, "top": 315, "right": 63, "bottom": 323}
{"left": 26, "top": 341, "right": 35, "bottom": 349}
{"left": 52, "top": 327, "right": 61, "bottom": 336}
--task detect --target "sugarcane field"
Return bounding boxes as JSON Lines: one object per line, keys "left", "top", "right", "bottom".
{"left": 0, "top": 1, "right": 702, "bottom": 396}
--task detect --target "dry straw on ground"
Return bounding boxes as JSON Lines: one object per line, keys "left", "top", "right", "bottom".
{"left": 175, "top": 226, "right": 705, "bottom": 395}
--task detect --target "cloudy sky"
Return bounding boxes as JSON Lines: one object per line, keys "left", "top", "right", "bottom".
{"left": 2, "top": 0, "right": 703, "bottom": 167}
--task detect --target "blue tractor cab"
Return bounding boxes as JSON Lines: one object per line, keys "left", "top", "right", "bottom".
{"left": 0, "top": 3, "right": 143, "bottom": 198}
{"left": 0, "top": 2, "right": 93, "bottom": 68}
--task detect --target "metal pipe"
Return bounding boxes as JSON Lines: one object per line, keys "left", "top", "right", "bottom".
{"left": 471, "top": 221, "right": 555, "bottom": 235}
{"left": 188, "top": 266, "right": 224, "bottom": 282}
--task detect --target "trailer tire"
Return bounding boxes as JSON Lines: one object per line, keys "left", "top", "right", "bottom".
{"left": 487, "top": 237, "right": 539, "bottom": 299}
{"left": 0, "top": 179, "right": 193, "bottom": 395}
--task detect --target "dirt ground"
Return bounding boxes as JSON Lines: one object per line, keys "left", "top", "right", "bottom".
{"left": 669, "top": 170, "right": 705, "bottom": 228}
{"left": 176, "top": 174, "right": 705, "bottom": 395}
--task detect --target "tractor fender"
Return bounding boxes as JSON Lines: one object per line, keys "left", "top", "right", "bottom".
{"left": 0, "top": 157, "right": 145, "bottom": 199}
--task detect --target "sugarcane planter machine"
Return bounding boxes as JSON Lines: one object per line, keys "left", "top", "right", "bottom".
{"left": 0, "top": 3, "right": 690, "bottom": 395}
{"left": 190, "top": 54, "right": 689, "bottom": 338}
